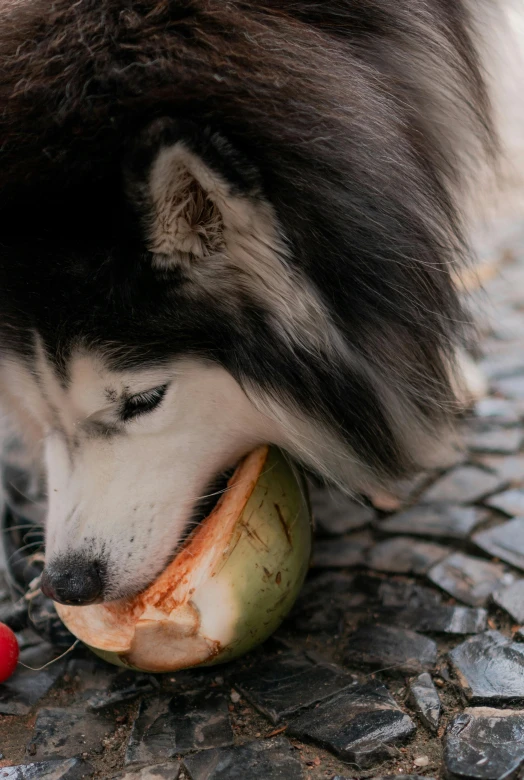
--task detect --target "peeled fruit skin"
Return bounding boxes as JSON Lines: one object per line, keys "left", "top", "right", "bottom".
{"left": 55, "top": 446, "right": 312, "bottom": 672}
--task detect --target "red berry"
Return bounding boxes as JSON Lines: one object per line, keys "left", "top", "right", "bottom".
{"left": 0, "top": 622, "right": 19, "bottom": 683}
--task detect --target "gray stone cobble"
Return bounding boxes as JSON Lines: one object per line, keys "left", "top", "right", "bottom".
{"left": 449, "top": 632, "right": 524, "bottom": 704}
{"left": 444, "top": 708, "right": 524, "bottom": 780}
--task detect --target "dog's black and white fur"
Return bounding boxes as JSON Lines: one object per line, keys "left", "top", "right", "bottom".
{"left": 0, "top": 0, "right": 522, "bottom": 604}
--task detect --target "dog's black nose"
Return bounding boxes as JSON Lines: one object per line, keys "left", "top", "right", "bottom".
{"left": 41, "top": 557, "right": 104, "bottom": 605}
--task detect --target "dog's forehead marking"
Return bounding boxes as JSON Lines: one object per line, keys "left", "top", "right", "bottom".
{"left": 25, "top": 346, "right": 174, "bottom": 440}
{"left": 62, "top": 352, "right": 173, "bottom": 417}
{"left": 67, "top": 354, "right": 116, "bottom": 418}
{"left": 104, "top": 387, "right": 119, "bottom": 403}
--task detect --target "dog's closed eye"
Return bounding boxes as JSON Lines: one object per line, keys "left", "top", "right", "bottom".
{"left": 121, "top": 385, "right": 168, "bottom": 421}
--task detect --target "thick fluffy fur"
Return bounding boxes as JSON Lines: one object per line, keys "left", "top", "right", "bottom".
{"left": 0, "top": 0, "right": 517, "bottom": 600}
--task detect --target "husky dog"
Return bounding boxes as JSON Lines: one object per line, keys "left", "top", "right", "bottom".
{"left": 0, "top": 0, "right": 522, "bottom": 605}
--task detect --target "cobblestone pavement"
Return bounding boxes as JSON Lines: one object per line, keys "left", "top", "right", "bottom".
{"left": 2, "top": 219, "right": 524, "bottom": 779}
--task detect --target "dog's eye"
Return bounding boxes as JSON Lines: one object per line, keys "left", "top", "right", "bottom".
{"left": 122, "top": 385, "right": 168, "bottom": 421}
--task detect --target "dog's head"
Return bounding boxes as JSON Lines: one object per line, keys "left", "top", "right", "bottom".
{"left": 0, "top": 117, "right": 468, "bottom": 604}
{"left": 0, "top": 120, "right": 350, "bottom": 603}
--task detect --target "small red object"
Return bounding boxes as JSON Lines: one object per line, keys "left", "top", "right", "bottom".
{"left": 0, "top": 622, "right": 19, "bottom": 682}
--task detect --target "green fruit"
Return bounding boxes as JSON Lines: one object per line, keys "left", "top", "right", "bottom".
{"left": 55, "top": 446, "right": 312, "bottom": 672}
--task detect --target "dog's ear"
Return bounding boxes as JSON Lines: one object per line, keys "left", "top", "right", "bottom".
{"left": 125, "top": 119, "right": 270, "bottom": 266}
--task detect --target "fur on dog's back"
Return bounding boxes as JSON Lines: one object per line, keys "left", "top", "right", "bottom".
{"left": 0, "top": 1, "right": 497, "bottom": 488}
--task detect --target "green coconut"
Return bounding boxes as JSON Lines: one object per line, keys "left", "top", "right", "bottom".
{"left": 55, "top": 446, "right": 312, "bottom": 672}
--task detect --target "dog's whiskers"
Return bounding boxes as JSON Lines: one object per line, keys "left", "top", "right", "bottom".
{"left": 1, "top": 523, "right": 44, "bottom": 534}
{"left": 7, "top": 539, "right": 43, "bottom": 565}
